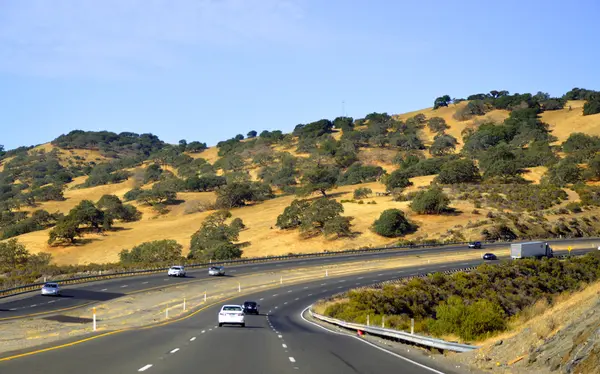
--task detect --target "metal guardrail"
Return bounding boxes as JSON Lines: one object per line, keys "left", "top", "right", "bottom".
{"left": 309, "top": 309, "right": 479, "bottom": 353}
{"left": 0, "top": 237, "right": 595, "bottom": 298}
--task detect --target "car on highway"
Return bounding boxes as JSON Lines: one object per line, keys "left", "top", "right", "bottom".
{"left": 242, "top": 301, "right": 260, "bottom": 315}
{"left": 468, "top": 241, "right": 482, "bottom": 249}
{"left": 218, "top": 304, "right": 245, "bottom": 327}
{"left": 208, "top": 266, "right": 225, "bottom": 276}
{"left": 41, "top": 282, "right": 61, "bottom": 296}
{"left": 482, "top": 253, "right": 497, "bottom": 260}
{"left": 168, "top": 265, "right": 186, "bottom": 277}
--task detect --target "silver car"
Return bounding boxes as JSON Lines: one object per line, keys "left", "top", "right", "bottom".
{"left": 41, "top": 282, "right": 61, "bottom": 296}
{"left": 208, "top": 266, "right": 225, "bottom": 276}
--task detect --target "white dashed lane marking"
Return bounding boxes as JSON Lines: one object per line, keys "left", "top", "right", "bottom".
{"left": 120, "top": 285, "right": 128, "bottom": 288}
{"left": 357, "top": 277, "right": 364, "bottom": 280}
{"left": 289, "top": 357, "right": 296, "bottom": 363}
{"left": 278, "top": 335, "right": 283, "bottom": 338}
{"left": 142, "top": 282, "right": 149, "bottom": 284}
{"left": 138, "top": 364, "right": 153, "bottom": 372}
{"left": 100, "top": 288, "right": 108, "bottom": 291}
{"left": 259, "top": 298, "right": 264, "bottom": 301}
{"left": 282, "top": 344, "right": 287, "bottom": 348}
{"left": 190, "top": 337, "right": 196, "bottom": 341}
{"left": 201, "top": 330, "right": 205, "bottom": 333}
{"left": 170, "top": 348, "right": 180, "bottom": 354}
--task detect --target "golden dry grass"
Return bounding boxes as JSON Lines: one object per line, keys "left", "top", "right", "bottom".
{"left": 521, "top": 166, "right": 547, "bottom": 184}
{"left": 32, "top": 143, "right": 109, "bottom": 166}
{"left": 395, "top": 102, "right": 510, "bottom": 152}
{"left": 475, "top": 281, "right": 600, "bottom": 347}
{"left": 542, "top": 100, "right": 600, "bottom": 144}
{"left": 8, "top": 100, "right": 600, "bottom": 266}
{"left": 14, "top": 175, "right": 491, "bottom": 265}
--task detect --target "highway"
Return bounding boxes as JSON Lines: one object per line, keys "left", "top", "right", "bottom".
{"left": 1, "top": 238, "right": 597, "bottom": 320}
{"left": 0, "top": 246, "right": 596, "bottom": 374}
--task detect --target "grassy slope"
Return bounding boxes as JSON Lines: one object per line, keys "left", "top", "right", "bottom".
{"left": 7, "top": 100, "right": 600, "bottom": 265}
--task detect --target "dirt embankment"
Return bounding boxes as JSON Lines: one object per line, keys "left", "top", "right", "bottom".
{"left": 446, "top": 281, "right": 600, "bottom": 374}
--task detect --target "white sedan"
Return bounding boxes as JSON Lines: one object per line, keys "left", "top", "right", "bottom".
{"left": 167, "top": 266, "right": 186, "bottom": 277}
{"left": 218, "top": 305, "right": 245, "bottom": 327}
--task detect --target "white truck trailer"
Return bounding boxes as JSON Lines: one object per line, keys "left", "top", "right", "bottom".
{"left": 510, "top": 241, "right": 553, "bottom": 259}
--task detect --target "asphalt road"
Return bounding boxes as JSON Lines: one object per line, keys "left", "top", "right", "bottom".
{"left": 0, "top": 248, "right": 597, "bottom": 374}
{"left": 0, "top": 259, "right": 483, "bottom": 374}
{"left": 1, "top": 238, "right": 597, "bottom": 320}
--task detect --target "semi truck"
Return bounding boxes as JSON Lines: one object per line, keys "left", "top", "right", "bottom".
{"left": 510, "top": 241, "right": 553, "bottom": 259}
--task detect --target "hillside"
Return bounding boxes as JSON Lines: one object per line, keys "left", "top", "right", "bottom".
{"left": 3, "top": 88, "right": 600, "bottom": 266}
{"left": 448, "top": 280, "right": 600, "bottom": 373}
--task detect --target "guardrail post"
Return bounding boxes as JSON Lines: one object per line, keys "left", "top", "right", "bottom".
{"left": 204, "top": 290, "right": 207, "bottom": 302}
{"left": 411, "top": 318, "right": 414, "bottom": 334}
{"left": 92, "top": 307, "right": 97, "bottom": 331}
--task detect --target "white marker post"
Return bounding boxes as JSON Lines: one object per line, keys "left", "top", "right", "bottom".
{"left": 238, "top": 282, "right": 241, "bottom": 293}
{"left": 280, "top": 276, "right": 283, "bottom": 285}
{"left": 411, "top": 318, "right": 414, "bottom": 334}
{"left": 382, "top": 315, "right": 385, "bottom": 328}
{"left": 325, "top": 269, "right": 328, "bottom": 277}
{"left": 166, "top": 304, "right": 169, "bottom": 319}
{"left": 204, "top": 291, "right": 207, "bottom": 302}
{"left": 92, "top": 307, "right": 97, "bottom": 331}
{"left": 367, "top": 315, "right": 370, "bottom": 326}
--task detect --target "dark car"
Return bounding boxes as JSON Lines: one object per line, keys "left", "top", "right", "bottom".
{"left": 482, "top": 253, "right": 497, "bottom": 260}
{"left": 468, "top": 241, "right": 482, "bottom": 249}
{"left": 242, "top": 301, "right": 259, "bottom": 315}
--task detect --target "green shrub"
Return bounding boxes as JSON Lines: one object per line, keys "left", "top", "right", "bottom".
{"left": 409, "top": 187, "right": 451, "bottom": 214}
{"left": 120, "top": 239, "right": 183, "bottom": 264}
{"left": 353, "top": 188, "right": 372, "bottom": 199}
{"left": 324, "top": 252, "right": 600, "bottom": 342}
{"left": 565, "top": 202, "right": 582, "bottom": 213}
{"left": 372, "top": 209, "right": 417, "bottom": 237}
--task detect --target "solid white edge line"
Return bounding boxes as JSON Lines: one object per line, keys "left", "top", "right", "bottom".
{"left": 138, "top": 364, "right": 153, "bottom": 372}
{"left": 300, "top": 306, "right": 446, "bottom": 374}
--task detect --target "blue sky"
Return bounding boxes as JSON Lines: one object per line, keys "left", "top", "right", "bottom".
{"left": 1, "top": 0, "right": 599, "bottom": 151}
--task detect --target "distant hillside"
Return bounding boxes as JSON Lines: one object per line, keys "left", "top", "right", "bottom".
{"left": 2, "top": 87, "right": 600, "bottom": 266}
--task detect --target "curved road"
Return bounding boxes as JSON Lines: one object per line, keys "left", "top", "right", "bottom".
{"left": 0, "top": 246, "right": 596, "bottom": 374}
{"left": 1, "top": 238, "right": 597, "bottom": 320}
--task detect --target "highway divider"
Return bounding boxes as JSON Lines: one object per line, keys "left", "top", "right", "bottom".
{"left": 1, "top": 237, "right": 595, "bottom": 298}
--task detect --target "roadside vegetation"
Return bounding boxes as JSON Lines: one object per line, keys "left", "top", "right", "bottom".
{"left": 322, "top": 252, "right": 600, "bottom": 342}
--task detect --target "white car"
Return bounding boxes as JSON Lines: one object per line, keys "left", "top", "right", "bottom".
{"left": 167, "top": 266, "right": 186, "bottom": 277}
{"left": 41, "top": 282, "right": 61, "bottom": 296}
{"left": 218, "top": 305, "right": 245, "bottom": 327}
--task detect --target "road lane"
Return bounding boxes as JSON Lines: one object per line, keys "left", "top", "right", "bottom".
{"left": 1, "top": 238, "right": 596, "bottom": 319}
{"left": 0, "top": 258, "right": 492, "bottom": 373}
